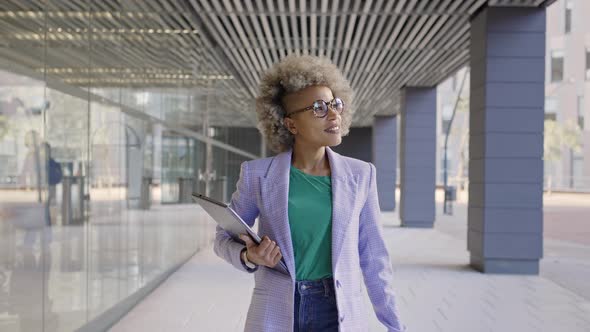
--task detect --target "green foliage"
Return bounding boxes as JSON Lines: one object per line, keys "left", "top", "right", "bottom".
{"left": 544, "top": 119, "right": 582, "bottom": 162}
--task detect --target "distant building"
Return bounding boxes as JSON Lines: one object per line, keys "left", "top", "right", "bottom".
{"left": 545, "top": 0, "right": 589, "bottom": 189}
{"left": 436, "top": 0, "right": 589, "bottom": 191}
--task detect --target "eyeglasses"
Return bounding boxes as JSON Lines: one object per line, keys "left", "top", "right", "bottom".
{"left": 284, "top": 97, "right": 345, "bottom": 118}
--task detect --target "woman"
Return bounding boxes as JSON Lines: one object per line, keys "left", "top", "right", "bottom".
{"left": 214, "top": 55, "right": 405, "bottom": 332}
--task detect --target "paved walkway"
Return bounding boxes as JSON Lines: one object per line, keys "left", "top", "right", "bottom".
{"left": 111, "top": 198, "right": 590, "bottom": 332}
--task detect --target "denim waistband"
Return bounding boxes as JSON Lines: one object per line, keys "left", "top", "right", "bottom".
{"left": 295, "top": 277, "right": 335, "bottom": 296}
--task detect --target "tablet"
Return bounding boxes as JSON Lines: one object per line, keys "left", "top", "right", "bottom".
{"left": 192, "top": 192, "right": 289, "bottom": 275}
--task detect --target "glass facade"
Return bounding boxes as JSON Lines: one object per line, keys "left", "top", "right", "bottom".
{"left": 0, "top": 3, "right": 261, "bottom": 331}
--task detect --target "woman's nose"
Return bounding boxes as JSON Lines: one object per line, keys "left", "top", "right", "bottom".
{"left": 326, "top": 105, "right": 340, "bottom": 119}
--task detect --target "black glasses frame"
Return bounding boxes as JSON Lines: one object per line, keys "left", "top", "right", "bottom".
{"left": 284, "top": 97, "right": 344, "bottom": 118}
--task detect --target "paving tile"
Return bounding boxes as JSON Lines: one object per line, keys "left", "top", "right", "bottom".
{"left": 111, "top": 202, "right": 590, "bottom": 332}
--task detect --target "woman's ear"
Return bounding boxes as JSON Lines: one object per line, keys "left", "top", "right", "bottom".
{"left": 283, "top": 117, "right": 297, "bottom": 135}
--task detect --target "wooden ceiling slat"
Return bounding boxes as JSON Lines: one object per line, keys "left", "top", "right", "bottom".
{"left": 276, "top": 0, "right": 293, "bottom": 54}
{"left": 352, "top": 0, "right": 410, "bottom": 90}
{"left": 331, "top": 0, "right": 350, "bottom": 67}
{"left": 254, "top": 0, "right": 278, "bottom": 63}
{"left": 318, "top": 0, "right": 329, "bottom": 57}
{"left": 222, "top": 0, "right": 265, "bottom": 73}
{"left": 343, "top": 0, "right": 382, "bottom": 75}
{"left": 340, "top": 0, "right": 364, "bottom": 72}
{"left": 309, "top": 0, "right": 318, "bottom": 56}
{"left": 263, "top": 0, "right": 286, "bottom": 59}
{"left": 325, "top": 0, "right": 339, "bottom": 60}
{"left": 299, "top": 0, "right": 308, "bottom": 55}
{"left": 243, "top": 0, "right": 274, "bottom": 69}
{"left": 288, "top": 0, "right": 300, "bottom": 54}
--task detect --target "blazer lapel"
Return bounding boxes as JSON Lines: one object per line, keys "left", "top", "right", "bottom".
{"left": 326, "top": 147, "right": 358, "bottom": 270}
{"left": 259, "top": 148, "right": 296, "bottom": 279}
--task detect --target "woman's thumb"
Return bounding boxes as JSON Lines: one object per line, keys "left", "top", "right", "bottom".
{"left": 239, "top": 234, "right": 252, "bottom": 246}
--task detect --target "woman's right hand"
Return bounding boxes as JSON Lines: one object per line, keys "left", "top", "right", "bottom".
{"left": 239, "top": 234, "right": 282, "bottom": 268}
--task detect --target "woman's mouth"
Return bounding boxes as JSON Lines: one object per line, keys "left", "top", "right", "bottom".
{"left": 324, "top": 126, "right": 340, "bottom": 134}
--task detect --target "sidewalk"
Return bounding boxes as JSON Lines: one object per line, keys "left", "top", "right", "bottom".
{"left": 110, "top": 200, "right": 590, "bottom": 332}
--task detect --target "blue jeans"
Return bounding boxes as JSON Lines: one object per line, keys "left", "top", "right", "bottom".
{"left": 294, "top": 276, "right": 339, "bottom": 332}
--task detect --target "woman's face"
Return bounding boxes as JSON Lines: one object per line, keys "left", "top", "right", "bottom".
{"left": 281, "top": 85, "right": 342, "bottom": 149}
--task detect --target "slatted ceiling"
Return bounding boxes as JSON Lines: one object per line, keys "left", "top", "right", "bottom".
{"left": 364, "top": 7, "right": 460, "bottom": 113}
{"left": 258, "top": 0, "right": 278, "bottom": 62}
{"left": 340, "top": 0, "right": 362, "bottom": 72}
{"left": 346, "top": 1, "right": 390, "bottom": 86}
{"left": 225, "top": 1, "right": 257, "bottom": 74}
{"left": 246, "top": 3, "right": 272, "bottom": 69}
{"left": 0, "top": 0, "right": 553, "bottom": 128}
{"left": 346, "top": 0, "right": 380, "bottom": 74}
{"left": 192, "top": 0, "right": 253, "bottom": 96}
{"left": 357, "top": 0, "right": 476, "bottom": 116}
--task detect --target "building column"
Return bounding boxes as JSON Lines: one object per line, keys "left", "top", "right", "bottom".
{"left": 468, "top": 6, "right": 545, "bottom": 274}
{"left": 399, "top": 87, "right": 436, "bottom": 227}
{"left": 372, "top": 115, "right": 397, "bottom": 211}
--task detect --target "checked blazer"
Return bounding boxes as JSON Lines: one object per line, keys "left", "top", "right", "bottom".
{"left": 214, "top": 146, "right": 405, "bottom": 332}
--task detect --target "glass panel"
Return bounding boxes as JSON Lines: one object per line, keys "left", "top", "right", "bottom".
{"left": 88, "top": 101, "right": 126, "bottom": 318}
{"left": 44, "top": 87, "right": 90, "bottom": 331}
{"left": 551, "top": 50, "right": 564, "bottom": 83}
{"left": 86, "top": 0, "right": 128, "bottom": 319}
{"left": 0, "top": 1, "right": 244, "bottom": 330}
{"left": 41, "top": 0, "right": 92, "bottom": 328}
{"left": 161, "top": 134, "right": 198, "bottom": 203}
{"left": 0, "top": 72, "right": 47, "bottom": 332}
{"left": 210, "top": 146, "right": 251, "bottom": 204}
{"left": 1, "top": 1, "right": 49, "bottom": 329}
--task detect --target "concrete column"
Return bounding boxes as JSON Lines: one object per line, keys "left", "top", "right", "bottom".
{"left": 372, "top": 115, "right": 397, "bottom": 211}
{"left": 399, "top": 87, "right": 436, "bottom": 227}
{"left": 468, "top": 6, "right": 545, "bottom": 274}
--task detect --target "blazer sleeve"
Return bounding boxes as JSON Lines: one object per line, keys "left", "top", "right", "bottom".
{"left": 213, "top": 160, "right": 260, "bottom": 273}
{"left": 358, "top": 162, "right": 406, "bottom": 332}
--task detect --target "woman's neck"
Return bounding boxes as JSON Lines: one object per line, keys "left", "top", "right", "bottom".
{"left": 291, "top": 143, "right": 330, "bottom": 175}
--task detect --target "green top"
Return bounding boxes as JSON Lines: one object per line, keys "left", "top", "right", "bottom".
{"left": 288, "top": 164, "right": 333, "bottom": 281}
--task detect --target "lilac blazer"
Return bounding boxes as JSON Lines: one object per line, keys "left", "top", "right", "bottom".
{"left": 214, "top": 146, "right": 405, "bottom": 331}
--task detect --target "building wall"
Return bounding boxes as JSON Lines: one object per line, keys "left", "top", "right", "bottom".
{"left": 546, "top": 0, "right": 589, "bottom": 188}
